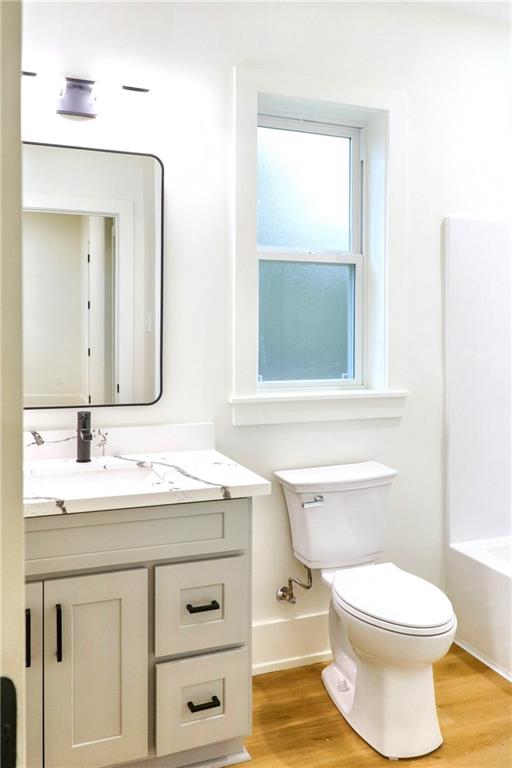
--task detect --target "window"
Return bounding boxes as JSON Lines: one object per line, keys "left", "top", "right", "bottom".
{"left": 256, "top": 115, "right": 363, "bottom": 387}
{"left": 231, "top": 66, "right": 408, "bottom": 425}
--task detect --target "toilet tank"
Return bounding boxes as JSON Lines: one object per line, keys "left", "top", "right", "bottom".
{"left": 275, "top": 462, "right": 397, "bottom": 569}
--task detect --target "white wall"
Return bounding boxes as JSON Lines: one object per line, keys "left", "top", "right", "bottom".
{"left": 21, "top": 2, "right": 511, "bottom": 671}
{"left": 445, "top": 219, "right": 511, "bottom": 543}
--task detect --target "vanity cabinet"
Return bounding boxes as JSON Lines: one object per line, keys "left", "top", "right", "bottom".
{"left": 25, "top": 498, "right": 252, "bottom": 768}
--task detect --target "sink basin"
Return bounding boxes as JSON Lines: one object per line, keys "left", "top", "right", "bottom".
{"left": 24, "top": 456, "right": 170, "bottom": 503}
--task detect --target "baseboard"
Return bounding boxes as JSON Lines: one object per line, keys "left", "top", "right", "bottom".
{"left": 252, "top": 650, "right": 332, "bottom": 675}
{"left": 454, "top": 638, "right": 512, "bottom": 682}
{"left": 251, "top": 620, "right": 512, "bottom": 680}
{"left": 252, "top": 610, "right": 330, "bottom": 676}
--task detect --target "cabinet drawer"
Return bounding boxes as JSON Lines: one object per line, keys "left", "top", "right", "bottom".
{"left": 156, "top": 647, "right": 250, "bottom": 757}
{"left": 155, "top": 556, "right": 249, "bottom": 657}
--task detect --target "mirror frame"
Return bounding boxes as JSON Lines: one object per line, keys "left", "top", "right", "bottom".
{"left": 22, "top": 141, "right": 164, "bottom": 409}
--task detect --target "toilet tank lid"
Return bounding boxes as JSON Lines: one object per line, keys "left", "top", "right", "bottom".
{"left": 274, "top": 461, "right": 397, "bottom": 493}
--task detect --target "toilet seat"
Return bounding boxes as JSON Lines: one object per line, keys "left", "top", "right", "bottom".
{"left": 332, "top": 563, "right": 456, "bottom": 637}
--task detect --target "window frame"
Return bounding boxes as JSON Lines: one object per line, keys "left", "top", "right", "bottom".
{"left": 256, "top": 114, "right": 364, "bottom": 390}
{"left": 231, "top": 66, "right": 409, "bottom": 426}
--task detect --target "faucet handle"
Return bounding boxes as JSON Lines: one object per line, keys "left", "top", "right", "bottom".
{"left": 77, "top": 410, "right": 91, "bottom": 429}
{"left": 77, "top": 411, "right": 92, "bottom": 441}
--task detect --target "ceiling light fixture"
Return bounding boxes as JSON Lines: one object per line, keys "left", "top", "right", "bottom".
{"left": 57, "top": 77, "right": 97, "bottom": 118}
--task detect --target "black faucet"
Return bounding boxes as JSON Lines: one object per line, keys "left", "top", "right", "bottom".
{"left": 76, "top": 411, "right": 93, "bottom": 463}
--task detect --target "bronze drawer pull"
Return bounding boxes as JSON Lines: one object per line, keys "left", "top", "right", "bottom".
{"left": 186, "top": 600, "right": 220, "bottom": 614}
{"left": 187, "top": 695, "right": 221, "bottom": 713}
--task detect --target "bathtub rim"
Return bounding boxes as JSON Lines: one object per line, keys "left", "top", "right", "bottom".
{"left": 450, "top": 536, "right": 512, "bottom": 579}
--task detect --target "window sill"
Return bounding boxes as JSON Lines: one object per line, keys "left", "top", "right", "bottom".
{"left": 229, "top": 389, "right": 408, "bottom": 426}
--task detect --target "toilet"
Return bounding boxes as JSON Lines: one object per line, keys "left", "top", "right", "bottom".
{"left": 275, "top": 461, "right": 457, "bottom": 761}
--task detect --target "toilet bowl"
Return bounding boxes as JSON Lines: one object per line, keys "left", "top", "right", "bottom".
{"left": 321, "top": 563, "right": 456, "bottom": 759}
{"left": 275, "top": 462, "right": 457, "bottom": 760}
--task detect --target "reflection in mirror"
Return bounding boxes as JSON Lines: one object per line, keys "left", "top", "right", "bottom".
{"left": 22, "top": 144, "right": 163, "bottom": 408}
{"left": 23, "top": 212, "right": 116, "bottom": 405}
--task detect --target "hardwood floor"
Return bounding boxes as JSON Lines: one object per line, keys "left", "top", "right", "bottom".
{"left": 247, "top": 646, "right": 512, "bottom": 767}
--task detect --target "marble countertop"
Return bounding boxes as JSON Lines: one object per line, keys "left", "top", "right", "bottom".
{"left": 24, "top": 448, "right": 271, "bottom": 517}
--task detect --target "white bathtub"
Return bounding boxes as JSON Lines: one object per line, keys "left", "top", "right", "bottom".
{"left": 447, "top": 537, "right": 512, "bottom": 681}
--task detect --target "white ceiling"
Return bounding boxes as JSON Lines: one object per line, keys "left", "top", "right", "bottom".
{"left": 430, "top": 2, "right": 510, "bottom": 22}
{"left": 51, "top": 0, "right": 510, "bottom": 23}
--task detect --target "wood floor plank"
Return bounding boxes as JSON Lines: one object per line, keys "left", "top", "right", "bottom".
{"left": 247, "top": 646, "right": 512, "bottom": 767}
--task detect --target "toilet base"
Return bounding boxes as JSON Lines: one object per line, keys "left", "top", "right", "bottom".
{"left": 322, "top": 661, "right": 443, "bottom": 760}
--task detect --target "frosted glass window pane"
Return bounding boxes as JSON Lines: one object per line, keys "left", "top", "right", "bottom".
{"left": 257, "top": 127, "right": 351, "bottom": 251}
{"left": 259, "top": 261, "right": 355, "bottom": 382}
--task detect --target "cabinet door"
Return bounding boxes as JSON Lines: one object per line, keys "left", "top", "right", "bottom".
{"left": 25, "top": 582, "right": 43, "bottom": 768}
{"left": 44, "top": 569, "right": 148, "bottom": 768}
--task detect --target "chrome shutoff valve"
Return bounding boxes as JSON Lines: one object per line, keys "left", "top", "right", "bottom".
{"left": 276, "top": 584, "right": 297, "bottom": 604}
{"left": 276, "top": 566, "right": 313, "bottom": 604}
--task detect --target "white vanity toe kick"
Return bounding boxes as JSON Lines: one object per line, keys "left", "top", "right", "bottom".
{"left": 23, "top": 449, "right": 271, "bottom": 516}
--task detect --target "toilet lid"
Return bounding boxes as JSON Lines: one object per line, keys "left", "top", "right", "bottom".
{"left": 332, "top": 563, "right": 455, "bottom": 633}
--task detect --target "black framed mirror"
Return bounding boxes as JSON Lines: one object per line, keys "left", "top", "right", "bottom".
{"left": 22, "top": 142, "right": 163, "bottom": 408}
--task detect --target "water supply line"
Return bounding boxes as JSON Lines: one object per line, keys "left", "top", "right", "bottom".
{"left": 276, "top": 565, "right": 313, "bottom": 604}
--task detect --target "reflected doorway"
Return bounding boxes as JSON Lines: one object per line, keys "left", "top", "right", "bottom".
{"left": 22, "top": 211, "right": 116, "bottom": 407}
